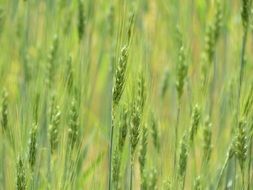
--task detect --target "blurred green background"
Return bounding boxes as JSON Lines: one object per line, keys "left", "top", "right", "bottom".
{"left": 0, "top": 0, "right": 253, "bottom": 189}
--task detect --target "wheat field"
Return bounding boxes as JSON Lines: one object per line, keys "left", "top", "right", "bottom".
{"left": 0, "top": 0, "right": 253, "bottom": 189}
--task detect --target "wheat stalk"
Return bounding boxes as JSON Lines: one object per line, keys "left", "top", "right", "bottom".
{"left": 174, "top": 28, "right": 188, "bottom": 171}
{"left": 109, "top": 13, "right": 134, "bottom": 190}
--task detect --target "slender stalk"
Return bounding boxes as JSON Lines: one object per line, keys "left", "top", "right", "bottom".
{"left": 130, "top": 162, "right": 133, "bottom": 190}
{"left": 242, "top": 167, "right": 245, "bottom": 190}
{"left": 216, "top": 155, "right": 230, "bottom": 190}
{"left": 234, "top": 13, "right": 249, "bottom": 190}
{"left": 238, "top": 29, "right": 248, "bottom": 106}
{"left": 247, "top": 137, "right": 252, "bottom": 190}
{"left": 108, "top": 105, "right": 115, "bottom": 190}
{"left": 192, "top": 143, "right": 197, "bottom": 177}
{"left": 174, "top": 105, "right": 181, "bottom": 170}
{"left": 182, "top": 173, "right": 186, "bottom": 190}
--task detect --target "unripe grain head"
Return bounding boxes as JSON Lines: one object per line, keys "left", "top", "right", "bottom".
{"left": 68, "top": 97, "right": 79, "bottom": 149}
{"left": 234, "top": 119, "right": 247, "bottom": 171}
{"left": 16, "top": 156, "right": 26, "bottom": 190}
{"left": 177, "top": 132, "right": 188, "bottom": 182}
{"left": 28, "top": 123, "right": 38, "bottom": 170}
{"left": 112, "top": 46, "right": 128, "bottom": 107}
{"left": 189, "top": 105, "right": 201, "bottom": 142}
{"left": 1, "top": 89, "right": 8, "bottom": 132}
{"left": 175, "top": 29, "right": 188, "bottom": 101}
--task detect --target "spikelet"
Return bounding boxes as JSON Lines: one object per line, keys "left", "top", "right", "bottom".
{"left": 49, "top": 104, "right": 61, "bottom": 153}
{"left": 201, "top": 1, "right": 222, "bottom": 85}
{"left": 127, "top": 12, "right": 134, "bottom": 44}
{"left": 151, "top": 113, "right": 160, "bottom": 152}
{"left": 139, "top": 124, "right": 148, "bottom": 174}
{"left": 139, "top": 125, "right": 148, "bottom": 190}
{"left": 202, "top": 24, "right": 214, "bottom": 67}
{"left": 33, "top": 93, "right": 40, "bottom": 124}
{"left": 234, "top": 119, "right": 247, "bottom": 171}
{"left": 241, "top": 0, "right": 250, "bottom": 29}
{"left": 68, "top": 97, "right": 79, "bottom": 149}
{"left": 28, "top": 123, "right": 38, "bottom": 170}
{"left": 176, "top": 29, "right": 188, "bottom": 101}
{"left": 0, "top": 7, "right": 4, "bottom": 34}
{"left": 202, "top": 117, "right": 212, "bottom": 164}
{"left": 130, "top": 101, "right": 140, "bottom": 163}
{"left": 189, "top": 105, "right": 201, "bottom": 142}
{"left": 177, "top": 132, "right": 188, "bottom": 183}
{"left": 140, "top": 170, "right": 148, "bottom": 190}
{"left": 46, "top": 35, "right": 59, "bottom": 88}
{"left": 130, "top": 71, "right": 146, "bottom": 162}
{"left": 112, "top": 13, "right": 134, "bottom": 107}
{"left": 147, "top": 168, "right": 158, "bottom": 190}
{"left": 205, "top": 1, "right": 222, "bottom": 64}
{"left": 118, "top": 106, "right": 128, "bottom": 152}
{"left": 78, "top": 0, "right": 85, "bottom": 41}
{"left": 1, "top": 89, "right": 8, "bottom": 132}
{"left": 28, "top": 94, "right": 39, "bottom": 170}
{"left": 107, "top": 5, "right": 114, "bottom": 37}
{"left": 193, "top": 176, "right": 202, "bottom": 190}
{"left": 213, "top": 1, "right": 222, "bottom": 43}
{"left": 112, "top": 46, "right": 128, "bottom": 107}
{"left": 112, "top": 147, "right": 120, "bottom": 190}
{"left": 16, "top": 157, "right": 26, "bottom": 190}
{"left": 162, "top": 178, "right": 172, "bottom": 190}
{"left": 160, "top": 68, "right": 170, "bottom": 99}
{"left": 137, "top": 71, "right": 146, "bottom": 115}
{"left": 66, "top": 55, "right": 74, "bottom": 93}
